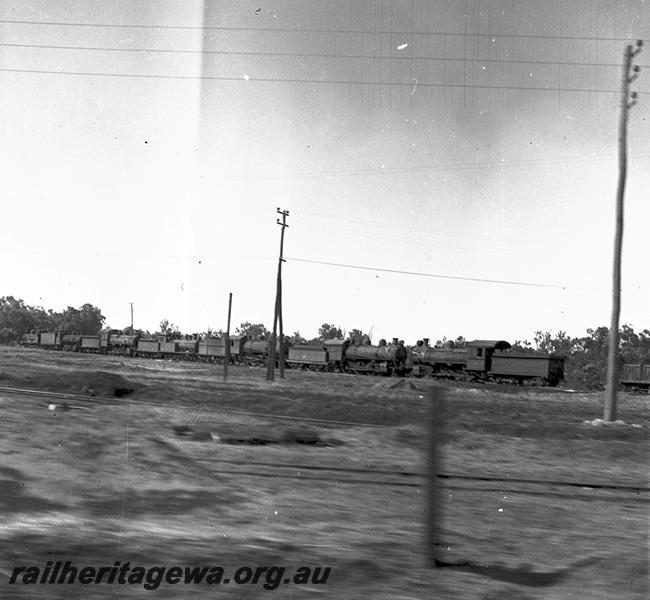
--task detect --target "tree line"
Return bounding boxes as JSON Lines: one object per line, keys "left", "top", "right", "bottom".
{"left": 0, "top": 296, "right": 105, "bottom": 342}
{"left": 511, "top": 326, "right": 650, "bottom": 389}
{"left": 3, "top": 296, "right": 649, "bottom": 390}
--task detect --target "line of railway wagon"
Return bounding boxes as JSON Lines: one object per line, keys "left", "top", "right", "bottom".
{"left": 20, "top": 331, "right": 272, "bottom": 367}
{"left": 19, "top": 330, "right": 572, "bottom": 386}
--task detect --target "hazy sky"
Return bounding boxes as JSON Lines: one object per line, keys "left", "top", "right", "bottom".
{"left": 1, "top": 1, "right": 649, "bottom": 343}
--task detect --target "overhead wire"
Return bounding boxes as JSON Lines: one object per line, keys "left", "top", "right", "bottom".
{"left": 1, "top": 67, "right": 640, "bottom": 94}
{"left": 4, "top": 66, "right": 647, "bottom": 97}
{"left": 0, "top": 19, "right": 643, "bottom": 42}
{"left": 286, "top": 257, "right": 599, "bottom": 290}
{"left": 1, "top": 19, "right": 646, "bottom": 94}
{"left": 2, "top": 42, "right": 646, "bottom": 70}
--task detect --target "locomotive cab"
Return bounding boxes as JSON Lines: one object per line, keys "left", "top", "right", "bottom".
{"left": 466, "top": 340, "right": 511, "bottom": 374}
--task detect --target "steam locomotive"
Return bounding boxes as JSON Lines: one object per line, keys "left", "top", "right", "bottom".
{"left": 288, "top": 337, "right": 565, "bottom": 386}
{"left": 19, "top": 330, "right": 565, "bottom": 385}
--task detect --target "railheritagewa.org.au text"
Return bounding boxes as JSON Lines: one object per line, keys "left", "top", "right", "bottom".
{"left": 8, "top": 561, "right": 332, "bottom": 590}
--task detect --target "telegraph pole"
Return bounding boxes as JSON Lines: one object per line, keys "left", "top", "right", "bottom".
{"left": 604, "top": 41, "right": 642, "bottom": 422}
{"left": 223, "top": 292, "right": 232, "bottom": 382}
{"left": 130, "top": 302, "right": 134, "bottom": 332}
{"left": 267, "top": 208, "right": 289, "bottom": 381}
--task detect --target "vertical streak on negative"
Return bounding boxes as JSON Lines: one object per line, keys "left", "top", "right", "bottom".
{"left": 464, "top": 0, "right": 468, "bottom": 108}
{"left": 349, "top": 0, "right": 352, "bottom": 110}
{"left": 410, "top": 0, "right": 414, "bottom": 109}
{"left": 444, "top": 0, "right": 448, "bottom": 107}
{"left": 117, "top": 398, "right": 133, "bottom": 551}
{"left": 379, "top": 0, "right": 383, "bottom": 110}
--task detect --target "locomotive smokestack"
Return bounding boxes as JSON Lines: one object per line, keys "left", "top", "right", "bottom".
{"left": 392, "top": 337, "right": 398, "bottom": 345}
{"left": 423, "top": 338, "right": 430, "bottom": 346}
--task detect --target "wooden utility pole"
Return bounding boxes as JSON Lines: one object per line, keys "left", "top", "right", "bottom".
{"left": 223, "top": 292, "right": 232, "bottom": 382}
{"left": 604, "top": 41, "right": 642, "bottom": 422}
{"left": 130, "top": 302, "right": 134, "bottom": 332}
{"left": 266, "top": 208, "right": 289, "bottom": 381}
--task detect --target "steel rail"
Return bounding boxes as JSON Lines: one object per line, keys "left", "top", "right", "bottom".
{"left": 2, "top": 385, "right": 647, "bottom": 494}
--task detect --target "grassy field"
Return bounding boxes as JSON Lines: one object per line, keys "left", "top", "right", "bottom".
{"left": 0, "top": 346, "right": 647, "bottom": 599}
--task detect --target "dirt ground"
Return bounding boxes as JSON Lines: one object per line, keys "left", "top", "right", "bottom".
{"left": 0, "top": 346, "right": 648, "bottom": 599}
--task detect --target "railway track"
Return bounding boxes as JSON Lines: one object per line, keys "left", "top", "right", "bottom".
{"left": 3, "top": 385, "right": 647, "bottom": 503}
{"left": 189, "top": 457, "right": 650, "bottom": 503}
{"left": 0, "top": 385, "right": 388, "bottom": 427}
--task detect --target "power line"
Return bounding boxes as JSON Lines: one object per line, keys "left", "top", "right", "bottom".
{"left": 2, "top": 41, "right": 647, "bottom": 70}
{"left": 286, "top": 257, "right": 598, "bottom": 290}
{"left": 3, "top": 67, "right": 644, "bottom": 95}
{"left": 0, "top": 19, "right": 642, "bottom": 42}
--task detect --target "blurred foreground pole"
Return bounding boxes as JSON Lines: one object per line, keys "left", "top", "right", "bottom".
{"left": 223, "top": 292, "right": 232, "bottom": 382}
{"left": 426, "top": 387, "right": 446, "bottom": 568}
{"left": 604, "top": 41, "right": 642, "bottom": 421}
{"left": 267, "top": 208, "right": 289, "bottom": 381}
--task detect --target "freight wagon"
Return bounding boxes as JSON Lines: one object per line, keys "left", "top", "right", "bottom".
{"left": 197, "top": 336, "right": 246, "bottom": 362}
{"left": 620, "top": 363, "right": 650, "bottom": 391}
{"left": 20, "top": 332, "right": 40, "bottom": 346}
{"left": 80, "top": 335, "right": 101, "bottom": 352}
{"left": 287, "top": 339, "right": 348, "bottom": 371}
{"left": 489, "top": 352, "right": 565, "bottom": 386}
{"left": 39, "top": 331, "right": 63, "bottom": 349}
{"left": 160, "top": 337, "right": 199, "bottom": 359}
{"left": 136, "top": 338, "right": 161, "bottom": 358}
